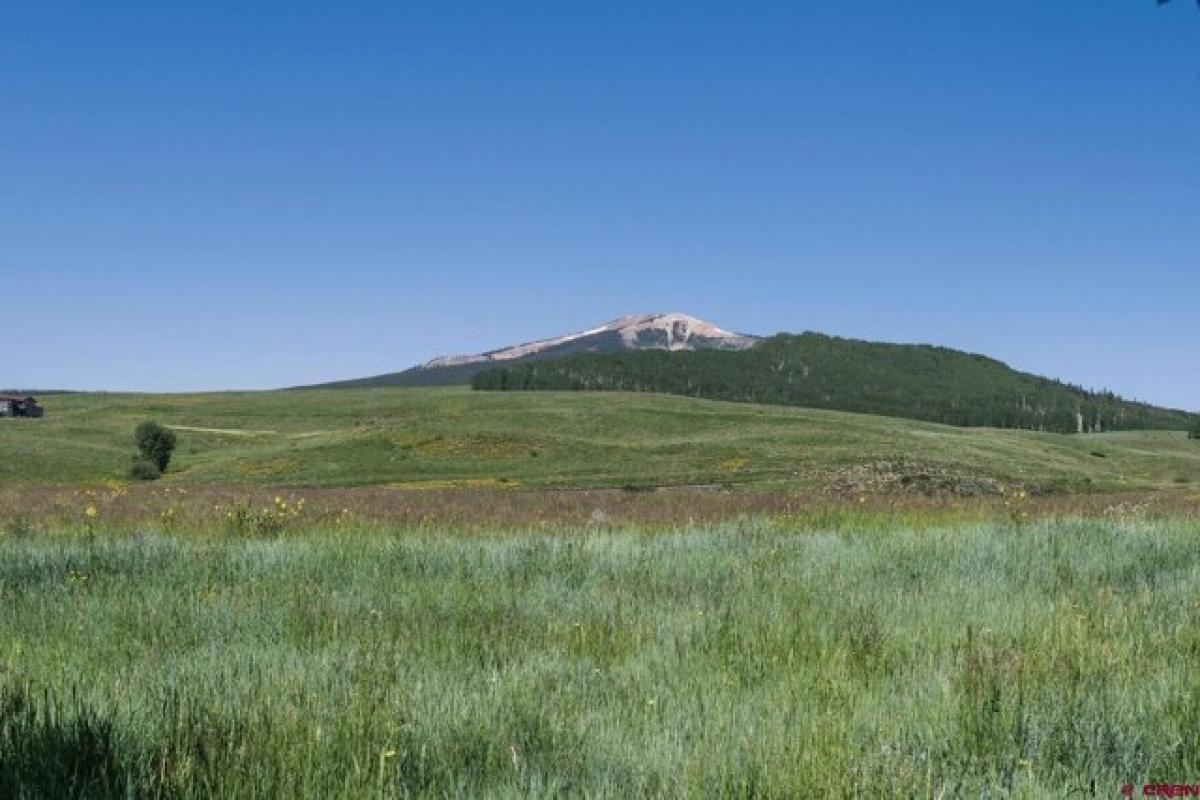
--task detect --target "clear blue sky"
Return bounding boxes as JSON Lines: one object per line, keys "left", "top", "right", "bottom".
{"left": 3, "top": 2, "right": 1197, "bottom": 409}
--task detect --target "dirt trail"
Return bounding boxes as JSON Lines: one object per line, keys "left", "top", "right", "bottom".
{"left": 169, "top": 425, "right": 277, "bottom": 436}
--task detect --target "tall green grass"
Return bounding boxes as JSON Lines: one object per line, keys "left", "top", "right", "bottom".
{"left": 2, "top": 519, "right": 1198, "bottom": 797}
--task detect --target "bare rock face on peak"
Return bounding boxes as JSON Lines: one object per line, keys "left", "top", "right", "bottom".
{"left": 425, "top": 313, "right": 757, "bottom": 369}
{"left": 312, "top": 313, "right": 760, "bottom": 389}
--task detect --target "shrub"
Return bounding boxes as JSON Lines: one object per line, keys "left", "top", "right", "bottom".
{"left": 1190, "top": 421, "right": 1200, "bottom": 440}
{"left": 128, "top": 459, "right": 162, "bottom": 481}
{"left": 225, "top": 503, "right": 285, "bottom": 537}
{"left": 134, "top": 421, "right": 177, "bottom": 472}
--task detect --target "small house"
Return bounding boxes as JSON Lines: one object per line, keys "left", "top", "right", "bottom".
{"left": 0, "top": 395, "right": 44, "bottom": 418}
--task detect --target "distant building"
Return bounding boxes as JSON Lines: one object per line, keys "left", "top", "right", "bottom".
{"left": 0, "top": 395, "right": 44, "bottom": 418}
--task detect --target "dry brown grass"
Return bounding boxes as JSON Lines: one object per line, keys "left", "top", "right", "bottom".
{"left": 3, "top": 483, "right": 1198, "bottom": 535}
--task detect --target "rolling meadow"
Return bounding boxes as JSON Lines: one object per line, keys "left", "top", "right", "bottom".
{"left": 2, "top": 388, "right": 1200, "bottom": 797}
{"left": 3, "top": 388, "right": 1200, "bottom": 493}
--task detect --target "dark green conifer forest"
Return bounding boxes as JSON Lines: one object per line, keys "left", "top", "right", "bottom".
{"left": 473, "top": 334, "right": 1198, "bottom": 434}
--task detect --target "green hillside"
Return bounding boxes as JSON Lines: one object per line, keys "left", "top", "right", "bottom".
{"left": 307, "top": 330, "right": 724, "bottom": 389}
{"left": 307, "top": 339, "right": 638, "bottom": 389}
{"left": 2, "top": 388, "right": 1199, "bottom": 492}
{"left": 308, "top": 327, "right": 684, "bottom": 389}
{"left": 312, "top": 362, "right": 480, "bottom": 389}
{"left": 474, "top": 333, "right": 1198, "bottom": 434}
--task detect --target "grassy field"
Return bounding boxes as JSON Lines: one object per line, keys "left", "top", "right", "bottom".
{"left": 5, "top": 388, "right": 1199, "bottom": 796}
{"left": 2, "top": 388, "right": 1199, "bottom": 492}
{"left": 2, "top": 515, "right": 1198, "bottom": 797}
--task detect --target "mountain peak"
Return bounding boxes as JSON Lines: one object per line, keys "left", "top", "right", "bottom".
{"left": 597, "top": 312, "right": 747, "bottom": 349}
{"left": 423, "top": 313, "right": 757, "bottom": 369}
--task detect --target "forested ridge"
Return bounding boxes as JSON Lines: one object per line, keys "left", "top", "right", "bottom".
{"left": 473, "top": 333, "right": 1198, "bottom": 434}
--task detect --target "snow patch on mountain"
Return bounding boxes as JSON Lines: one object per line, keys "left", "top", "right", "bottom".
{"left": 423, "top": 313, "right": 758, "bottom": 368}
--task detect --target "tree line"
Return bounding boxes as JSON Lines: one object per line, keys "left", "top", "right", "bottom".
{"left": 473, "top": 333, "right": 1199, "bottom": 435}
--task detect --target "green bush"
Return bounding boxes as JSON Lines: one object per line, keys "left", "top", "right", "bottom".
{"left": 134, "top": 421, "right": 177, "bottom": 473}
{"left": 1190, "top": 420, "right": 1200, "bottom": 440}
{"left": 225, "top": 503, "right": 287, "bottom": 537}
{"left": 128, "top": 459, "right": 161, "bottom": 481}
